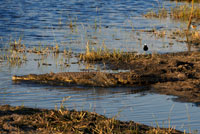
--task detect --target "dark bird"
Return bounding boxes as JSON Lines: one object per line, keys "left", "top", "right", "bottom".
{"left": 143, "top": 44, "right": 148, "bottom": 51}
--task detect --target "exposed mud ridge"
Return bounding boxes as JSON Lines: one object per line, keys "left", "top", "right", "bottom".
{"left": 0, "top": 105, "right": 183, "bottom": 134}
{"left": 80, "top": 51, "right": 200, "bottom": 104}
{"left": 12, "top": 51, "right": 200, "bottom": 104}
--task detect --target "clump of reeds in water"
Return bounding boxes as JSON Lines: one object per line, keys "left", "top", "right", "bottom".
{"left": 144, "top": 7, "right": 168, "bottom": 18}
{"left": 1, "top": 39, "right": 27, "bottom": 67}
{"left": 7, "top": 37, "right": 63, "bottom": 55}
{"left": 144, "top": 3, "right": 200, "bottom": 21}
{"left": 170, "top": 0, "right": 200, "bottom": 2}
{"left": 80, "top": 41, "right": 133, "bottom": 62}
{"left": 0, "top": 38, "right": 73, "bottom": 68}
{"left": 171, "top": 4, "right": 200, "bottom": 20}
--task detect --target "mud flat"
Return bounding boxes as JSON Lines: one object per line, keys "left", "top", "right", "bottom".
{"left": 0, "top": 105, "right": 184, "bottom": 134}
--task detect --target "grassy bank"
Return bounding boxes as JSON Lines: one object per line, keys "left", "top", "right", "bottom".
{"left": 0, "top": 105, "right": 184, "bottom": 134}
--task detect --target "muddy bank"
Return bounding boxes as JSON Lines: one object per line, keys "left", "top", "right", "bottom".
{"left": 80, "top": 51, "right": 200, "bottom": 104}
{"left": 0, "top": 105, "right": 183, "bottom": 134}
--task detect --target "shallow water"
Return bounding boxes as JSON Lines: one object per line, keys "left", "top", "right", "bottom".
{"left": 0, "top": 0, "right": 200, "bottom": 133}
{"left": 0, "top": 0, "right": 199, "bottom": 53}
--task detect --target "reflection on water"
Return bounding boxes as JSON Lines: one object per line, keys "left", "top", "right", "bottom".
{"left": 0, "top": 0, "right": 200, "bottom": 133}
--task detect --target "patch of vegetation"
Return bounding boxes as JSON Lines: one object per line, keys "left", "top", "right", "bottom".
{"left": 171, "top": 4, "right": 200, "bottom": 20}
{"left": 170, "top": 0, "right": 200, "bottom": 2}
{"left": 144, "top": 3, "right": 200, "bottom": 21}
{"left": 0, "top": 105, "right": 183, "bottom": 134}
{"left": 0, "top": 38, "right": 73, "bottom": 69}
{"left": 144, "top": 7, "right": 168, "bottom": 18}
{"left": 79, "top": 41, "right": 138, "bottom": 63}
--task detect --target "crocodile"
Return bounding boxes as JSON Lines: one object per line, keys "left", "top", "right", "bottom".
{"left": 12, "top": 71, "right": 161, "bottom": 87}
{"left": 11, "top": 51, "right": 200, "bottom": 104}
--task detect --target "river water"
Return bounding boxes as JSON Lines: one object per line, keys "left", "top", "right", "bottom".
{"left": 0, "top": 0, "right": 200, "bottom": 133}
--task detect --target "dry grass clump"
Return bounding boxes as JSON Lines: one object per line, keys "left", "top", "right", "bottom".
{"left": 144, "top": 7, "right": 168, "bottom": 18}
{"left": 170, "top": 0, "right": 200, "bottom": 2}
{"left": 79, "top": 41, "right": 140, "bottom": 63}
{"left": 144, "top": 3, "right": 200, "bottom": 21}
{"left": 171, "top": 4, "right": 200, "bottom": 20}
{"left": 0, "top": 105, "right": 183, "bottom": 134}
